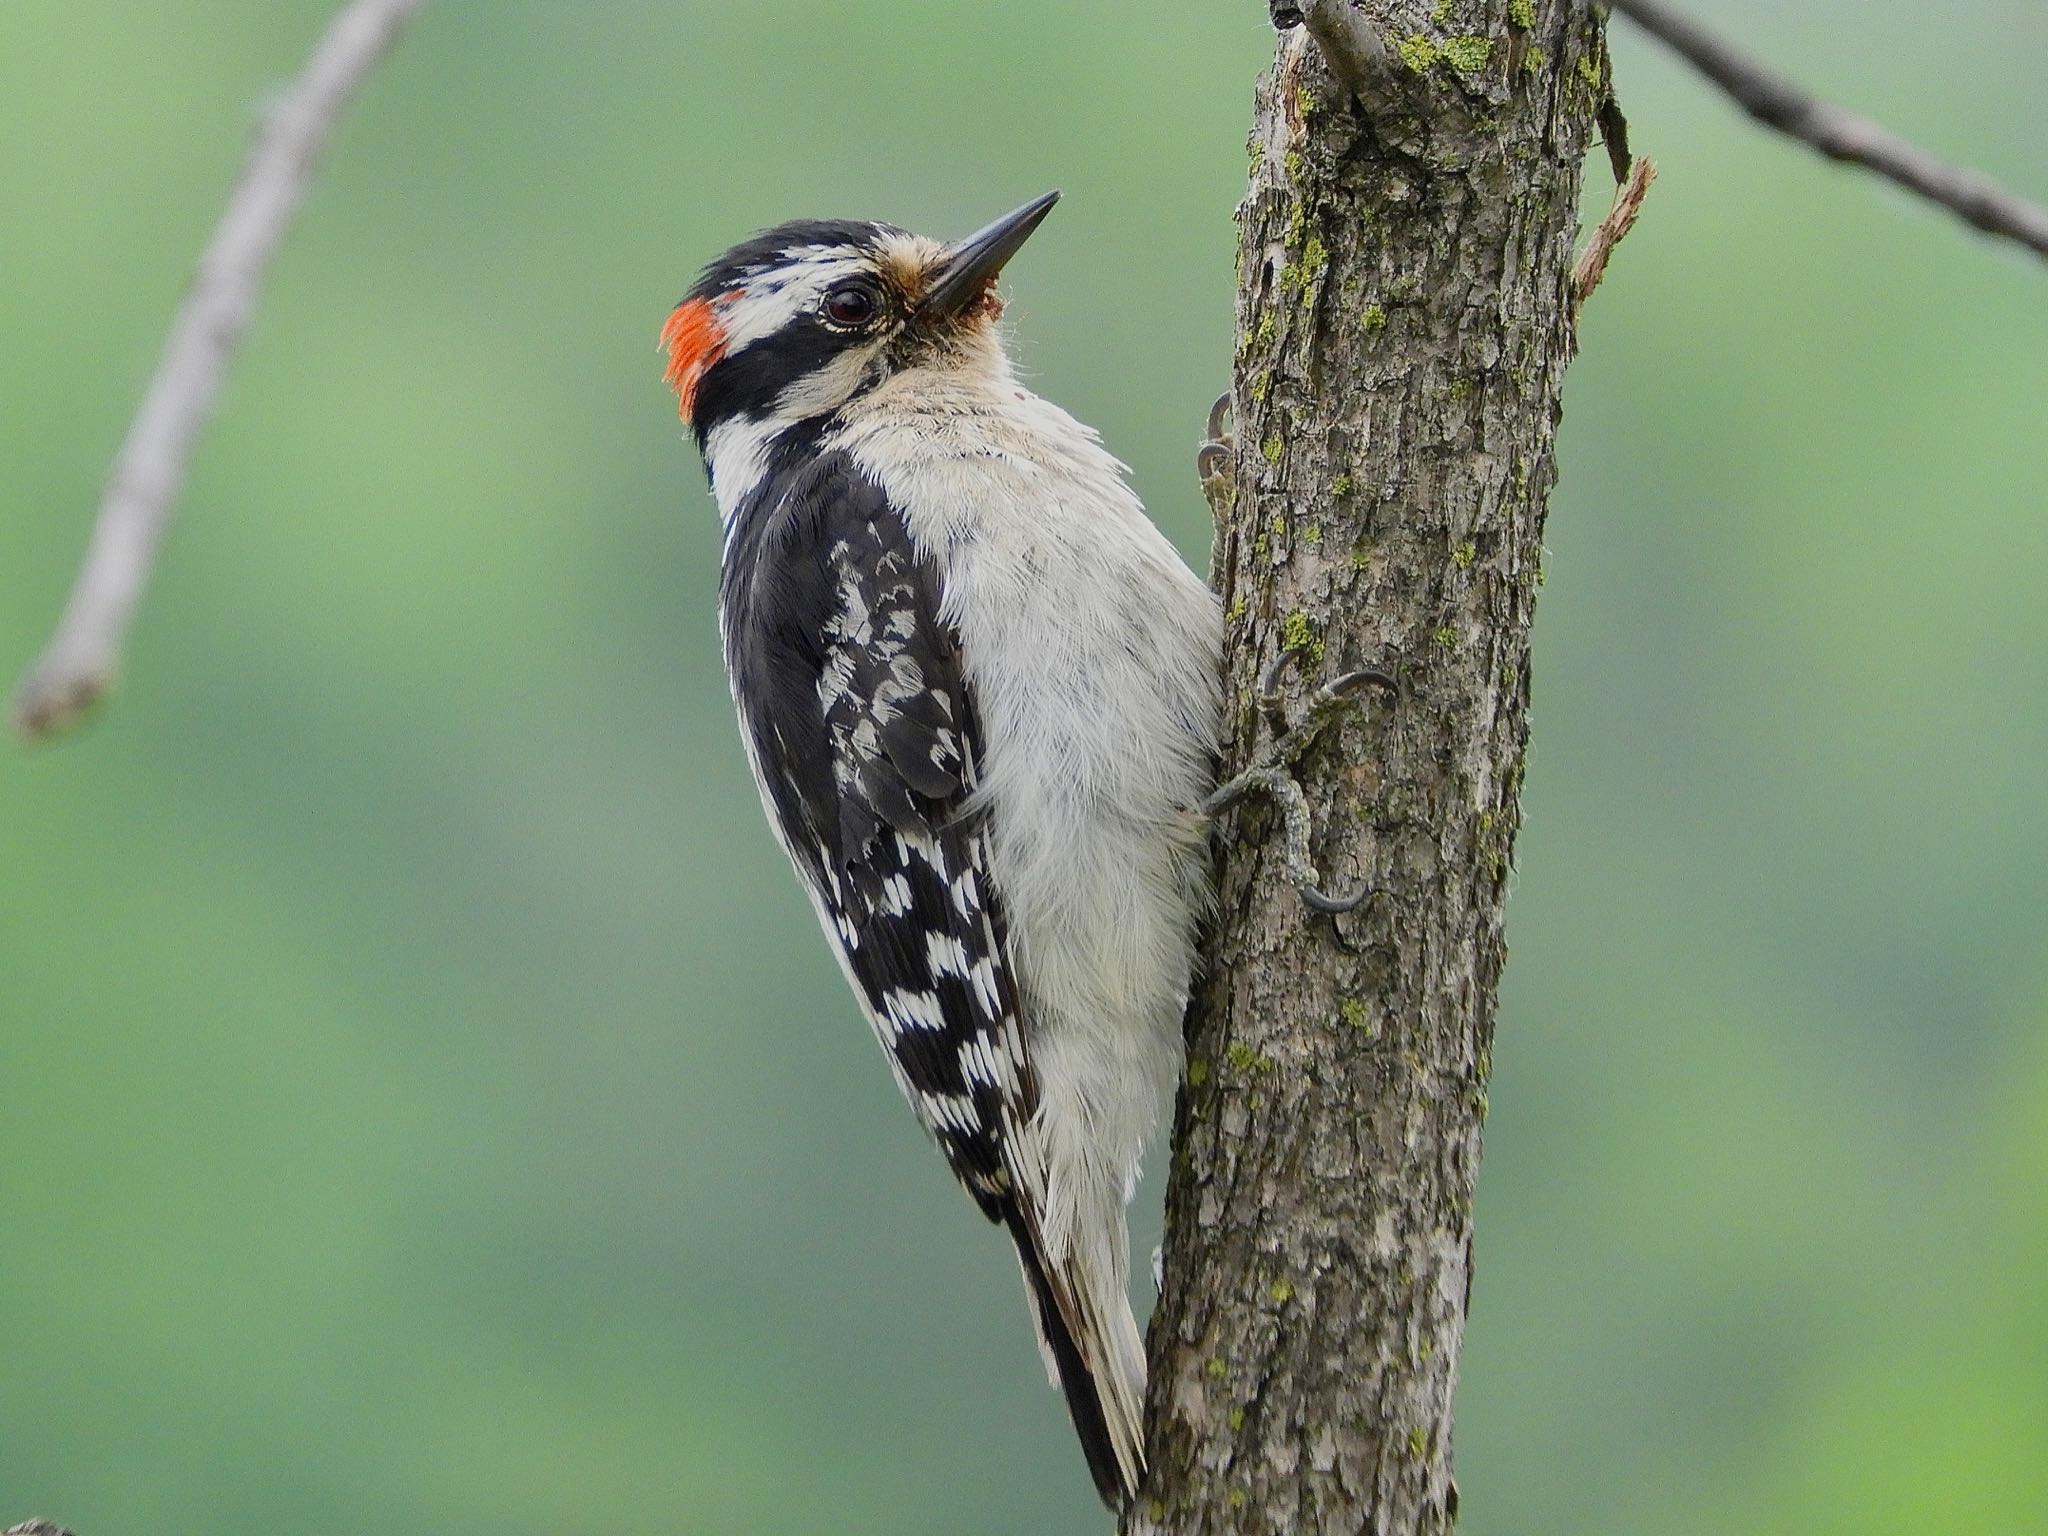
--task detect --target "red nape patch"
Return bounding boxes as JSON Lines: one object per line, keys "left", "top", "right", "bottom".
{"left": 660, "top": 294, "right": 732, "bottom": 422}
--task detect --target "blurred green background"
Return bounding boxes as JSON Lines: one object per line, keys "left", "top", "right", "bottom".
{"left": 3, "top": 2, "right": 2045, "bottom": 1532}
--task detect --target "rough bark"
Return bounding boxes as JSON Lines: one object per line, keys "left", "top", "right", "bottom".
{"left": 1132, "top": 5, "right": 1606, "bottom": 1532}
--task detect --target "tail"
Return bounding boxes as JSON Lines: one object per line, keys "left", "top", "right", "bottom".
{"left": 1002, "top": 1201, "right": 1147, "bottom": 1510}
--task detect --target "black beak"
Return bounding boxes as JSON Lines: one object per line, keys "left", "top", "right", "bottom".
{"left": 918, "top": 191, "right": 1060, "bottom": 320}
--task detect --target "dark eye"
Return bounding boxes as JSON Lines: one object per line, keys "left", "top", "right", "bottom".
{"left": 823, "top": 281, "right": 880, "bottom": 327}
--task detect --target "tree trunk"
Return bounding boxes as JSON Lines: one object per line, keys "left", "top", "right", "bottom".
{"left": 1132, "top": 4, "right": 1607, "bottom": 1531}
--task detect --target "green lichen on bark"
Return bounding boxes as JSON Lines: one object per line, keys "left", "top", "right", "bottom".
{"left": 1396, "top": 33, "right": 1440, "bottom": 71}
{"left": 1135, "top": 2, "right": 1602, "bottom": 1532}
{"left": 1281, "top": 609, "right": 1326, "bottom": 663}
{"left": 1440, "top": 35, "right": 1493, "bottom": 73}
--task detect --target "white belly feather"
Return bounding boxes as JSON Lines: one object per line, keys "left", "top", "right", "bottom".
{"left": 830, "top": 365, "right": 1222, "bottom": 1272}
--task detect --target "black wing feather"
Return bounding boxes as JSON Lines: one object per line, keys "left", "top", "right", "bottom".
{"left": 716, "top": 443, "right": 1136, "bottom": 1508}
{"left": 719, "top": 446, "right": 1026, "bottom": 1214}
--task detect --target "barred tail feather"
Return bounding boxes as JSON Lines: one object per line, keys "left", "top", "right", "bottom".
{"left": 1002, "top": 1202, "right": 1146, "bottom": 1510}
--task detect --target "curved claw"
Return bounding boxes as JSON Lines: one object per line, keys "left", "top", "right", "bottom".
{"left": 1258, "top": 652, "right": 1400, "bottom": 759}
{"left": 1258, "top": 649, "right": 1294, "bottom": 700}
{"left": 1208, "top": 763, "right": 1372, "bottom": 919}
{"left": 1328, "top": 665, "right": 1401, "bottom": 701}
{"left": 1198, "top": 391, "right": 1236, "bottom": 518}
{"left": 1206, "top": 390, "right": 1233, "bottom": 445}
{"left": 1301, "top": 879, "right": 1372, "bottom": 915}
{"left": 1256, "top": 648, "right": 1297, "bottom": 734}
{"left": 1212, "top": 647, "right": 1400, "bottom": 919}
{"left": 1265, "top": 651, "right": 1398, "bottom": 717}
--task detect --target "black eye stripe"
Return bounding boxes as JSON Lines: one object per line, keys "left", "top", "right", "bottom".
{"left": 689, "top": 317, "right": 844, "bottom": 439}
{"left": 684, "top": 247, "right": 902, "bottom": 438}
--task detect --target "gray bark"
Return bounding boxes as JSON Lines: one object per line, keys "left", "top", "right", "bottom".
{"left": 1132, "top": 4, "right": 1607, "bottom": 1531}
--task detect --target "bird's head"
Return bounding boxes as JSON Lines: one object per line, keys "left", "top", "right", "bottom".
{"left": 661, "top": 192, "right": 1059, "bottom": 444}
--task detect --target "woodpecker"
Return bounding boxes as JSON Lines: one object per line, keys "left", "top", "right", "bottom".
{"left": 661, "top": 192, "right": 1222, "bottom": 1508}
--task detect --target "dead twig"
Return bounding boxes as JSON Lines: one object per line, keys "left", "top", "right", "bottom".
{"left": 1573, "top": 156, "right": 1659, "bottom": 315}
{"left": 1298, "top": 0, "right": 1416, "bottom": 122}
{"left": 10, "top": 0, "right": 429, "bottom": 742}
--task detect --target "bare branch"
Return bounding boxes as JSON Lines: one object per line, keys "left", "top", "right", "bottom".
{"left": 1610, "top": 0, "right": 2048, "bottom": 262}
{"left": 1573, "top": 155, "right": 1659, "bottom": 315}
{"left": 10, "top": 0, "right": 429, "bottom": 743}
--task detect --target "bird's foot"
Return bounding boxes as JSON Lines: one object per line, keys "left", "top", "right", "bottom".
{"left": 1197, "top": 391, "right": 1235, "bottom": 521}
{"left": 1205, "top": 650, "right": 1400, "bottom": 914}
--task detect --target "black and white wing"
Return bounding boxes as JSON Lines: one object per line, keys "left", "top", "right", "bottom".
{"left": 716, "top": 446, "right": 1140, "bottom": 1507}
{"left": 719, "top": 446, "right": 1026, "bottom": 1211}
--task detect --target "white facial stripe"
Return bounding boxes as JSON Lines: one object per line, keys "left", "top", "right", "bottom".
{"left": 718, "top": 252, "right": 862, "bottom": 355}
{"left": 704, "top": 415, "right": 779, "bottom": 527}
{"left": 700, "top": 345, "right": 885, "bottom": 538}
{"left": 773, "top": 343, "right": 883, "bottom": 419}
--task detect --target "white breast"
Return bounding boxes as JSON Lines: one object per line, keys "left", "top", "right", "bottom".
{"left": 828, "top": 357, "right": 1222, "bottom": 1249}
